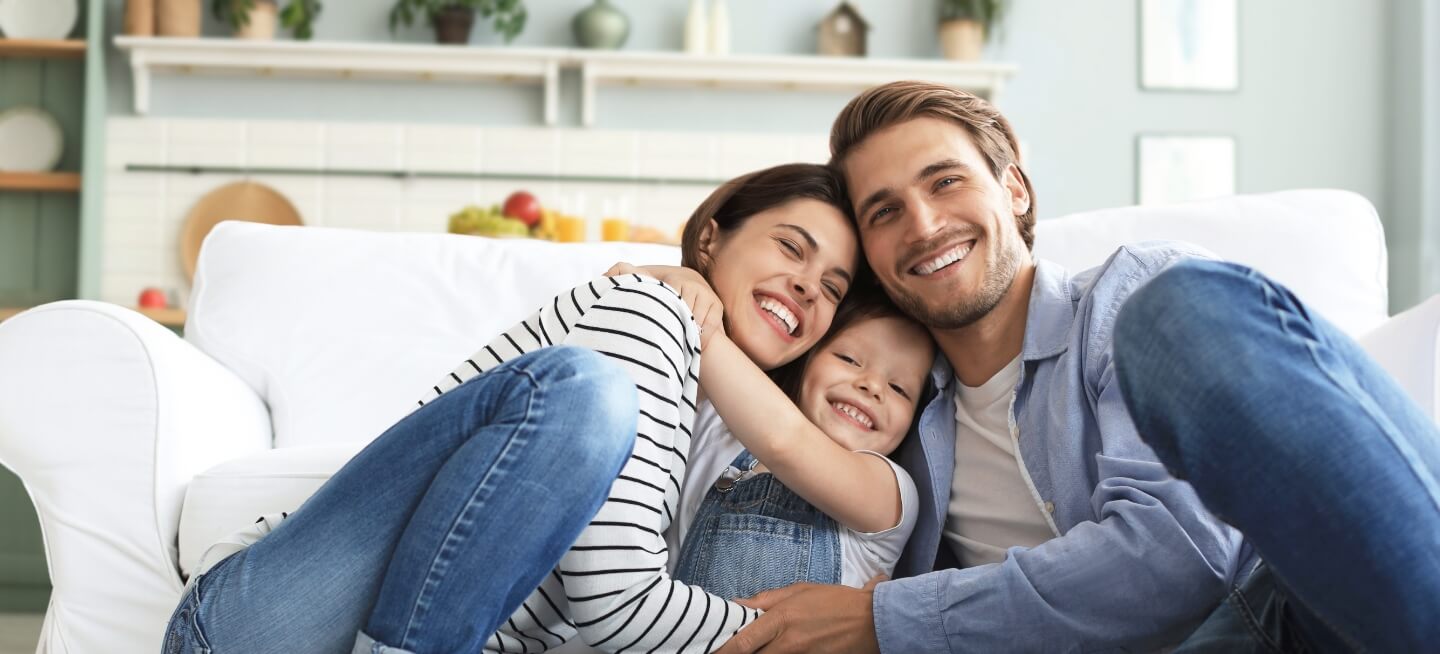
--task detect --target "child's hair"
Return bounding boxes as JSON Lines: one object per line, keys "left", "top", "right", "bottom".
{"left": 772, "top": 278, "right": 930, "bottom": 405}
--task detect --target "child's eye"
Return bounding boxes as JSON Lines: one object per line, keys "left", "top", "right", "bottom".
{"left": 889, "top": 383, "right": 911, "bottom": 400}
{"left": 835, "top": 353, "right": 860, "bottom": 367}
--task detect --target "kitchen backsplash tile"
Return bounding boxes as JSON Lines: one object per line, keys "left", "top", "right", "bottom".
{"left": 100, "top": 117, "right": 825, "bottom": 307}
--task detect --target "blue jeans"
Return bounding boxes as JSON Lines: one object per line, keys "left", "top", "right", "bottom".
{"left": 1113, "top": 260, "right": 1440, "bottom": 653}
{"left": 162, "top": 346, "right": 638, "bottom": 654}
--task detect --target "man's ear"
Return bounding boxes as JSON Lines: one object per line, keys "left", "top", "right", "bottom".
{"left": 694, "top": 218, "right": 721, "bottom": 274}
{"left": 1002, "top": 163, "right": 1031, "bottom": 218}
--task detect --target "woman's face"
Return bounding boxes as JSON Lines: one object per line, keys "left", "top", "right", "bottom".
{"left": 704, "top": 198, "right": 859, "bottom": 370}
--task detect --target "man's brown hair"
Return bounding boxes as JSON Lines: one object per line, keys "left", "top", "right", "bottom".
{"left": 828, "top": 80, "right": 1037, "bottom": 250}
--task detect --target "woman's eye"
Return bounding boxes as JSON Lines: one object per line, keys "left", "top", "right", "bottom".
{"left": 823, "top": 282, "right": 843, "bottom": 302}
{"left": 777, "top": 239, "right": 801, "bottom": 257}
{"left": 889, "top": 383, "right": 911, "bottom": 400}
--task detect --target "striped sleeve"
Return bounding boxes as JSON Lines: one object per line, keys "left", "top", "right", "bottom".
{"left": 418, "top": 275, "right": 759, "bottom": 653}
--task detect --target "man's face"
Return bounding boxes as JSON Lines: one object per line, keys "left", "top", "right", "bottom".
{"left": 842, "top": 117, "right": 1032, "bottom": 330}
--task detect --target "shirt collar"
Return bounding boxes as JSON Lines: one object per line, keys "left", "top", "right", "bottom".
{"left": 923, "top": 258, "right": 1076, "bottom": 392}
{"left": 1022, "top": 258, "right": 1076, "bottom": 362}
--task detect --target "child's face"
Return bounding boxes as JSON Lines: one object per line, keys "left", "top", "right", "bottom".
{"left": 798, "top": 316, "right": 934, "bottom": 456}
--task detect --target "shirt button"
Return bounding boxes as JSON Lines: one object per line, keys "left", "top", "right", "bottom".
{"left": 1044, "top": 501, "right": 1055, "bottom": 514}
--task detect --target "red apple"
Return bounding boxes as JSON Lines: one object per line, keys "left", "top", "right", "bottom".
{"left": 503, "top": 191, "right": 542, "bottom": 227}
{"left": 138, "top": 287, "right": 167, "bottom": 309}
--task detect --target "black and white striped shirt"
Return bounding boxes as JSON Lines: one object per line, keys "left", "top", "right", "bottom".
{"left": 419, "top": 274, "right": 759, "bottom": 653}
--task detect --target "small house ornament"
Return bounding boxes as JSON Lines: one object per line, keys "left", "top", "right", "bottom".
{"left": 818, "top": 1, "right": 869, "bottom": 57}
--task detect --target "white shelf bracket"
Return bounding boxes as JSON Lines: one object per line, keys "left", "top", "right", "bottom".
{"left": 543, "top": 60, "right": 559, "bottom": 126}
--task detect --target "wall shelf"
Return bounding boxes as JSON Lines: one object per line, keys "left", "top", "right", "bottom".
{"left": 113, "top": 37, "right": 1017, "bottom": 126}
{"left": 0, "top": 38, "right": 87, "bottom": 59}
{"left": 0, "top": 306, "right": 185, "bottom": 327}
{"left": 0, "top": 172, "right": 82, "bottom": 193}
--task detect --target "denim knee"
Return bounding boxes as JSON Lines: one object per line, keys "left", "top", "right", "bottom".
{"left": 1115, "top": 259, "right": 1263, "bottom": 363}
{"left": 519, "top": 346, "right": 638, "bottom": 464}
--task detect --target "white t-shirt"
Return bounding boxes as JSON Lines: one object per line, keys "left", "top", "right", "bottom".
{"left": 667, "top": 400, "right": 920, "bottom": 587}
{"left": 943, "top": 355, "right": 1057, "bottom": 567}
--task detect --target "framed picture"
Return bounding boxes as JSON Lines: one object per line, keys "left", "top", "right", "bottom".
{"left": 1139, "top": 0, "right": 1239, "bottom": 91}
{"left": 1136, "top": 135, "right": 1236, "bottom": 206}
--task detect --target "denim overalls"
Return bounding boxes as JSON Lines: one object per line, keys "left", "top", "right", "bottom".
{"left": 673, "top": 449, "right": 843, "bottom": 599}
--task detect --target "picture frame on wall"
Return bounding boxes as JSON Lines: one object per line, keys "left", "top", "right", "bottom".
{"left": 1136, "top": 134, "right": 1236, "bottom": 206}
{"left": 1139, "top": 0, "right": 1239, "bottom": 91}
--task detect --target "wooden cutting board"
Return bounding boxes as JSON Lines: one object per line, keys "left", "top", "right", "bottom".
{"left": 180, "top": 180, "right": 304, "bottom": 281}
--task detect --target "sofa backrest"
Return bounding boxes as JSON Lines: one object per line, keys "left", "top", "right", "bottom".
{"left": 1033, "top": 189, "right": 1387, "bottom": 337}
{"left": 188, "top": 188, "right": 1388, "bottom": 449}
{"left": 187, "top": 224, "right": 683, "bottom": 449}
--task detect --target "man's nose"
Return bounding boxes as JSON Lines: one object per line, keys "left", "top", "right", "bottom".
{"left": 904, "top": 200, "right": 945, "bottom": 241}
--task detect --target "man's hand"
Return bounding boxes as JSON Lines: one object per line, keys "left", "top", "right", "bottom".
{"left": 604, "top": 262, "right": 724, "bottom": 347}
{"left": 715, "top": 577, "right": 885, "bottom": 654}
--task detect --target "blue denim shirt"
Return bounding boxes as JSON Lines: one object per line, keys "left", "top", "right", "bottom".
{"left": 873, "top": 242, "right": 1254, "bottom": 652}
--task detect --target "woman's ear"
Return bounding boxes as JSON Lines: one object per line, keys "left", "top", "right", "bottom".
{"left": 694, "top": 218, "right": 720, "bottom": 274}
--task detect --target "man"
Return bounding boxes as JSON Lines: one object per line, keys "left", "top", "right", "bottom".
{"left": 716, "top": 81, "right": 1440, "bottom": 653}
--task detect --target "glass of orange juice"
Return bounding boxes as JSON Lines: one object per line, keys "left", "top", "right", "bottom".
{"left": 602, "top": 218, "right": 630, "bottom": 242}
{"left": 556, "top": 216, "right": 587, "bottom": 243}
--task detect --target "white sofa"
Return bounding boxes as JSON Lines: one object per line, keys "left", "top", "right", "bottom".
{"left": 0, "top": 189, "right": 1436, "bottom": 653}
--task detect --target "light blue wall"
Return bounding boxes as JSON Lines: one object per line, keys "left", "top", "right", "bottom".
{"left": 1386, "top": 0, "right": 1439, "bottom": 311}
{"left": 102, "top": 0, "right": 1421, "bottom": 305}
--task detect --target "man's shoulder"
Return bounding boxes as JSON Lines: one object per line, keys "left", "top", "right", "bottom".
{"left": 1066, "top": 241, "right": 1216, "bottom": 361}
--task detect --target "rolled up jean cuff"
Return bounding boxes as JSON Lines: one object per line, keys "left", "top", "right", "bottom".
{"left": 352, "top": 631, "right": 417, "bottom": 654}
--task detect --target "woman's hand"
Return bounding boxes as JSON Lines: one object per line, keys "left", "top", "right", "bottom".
{"left": 606, "top": 262, "right": 724, "bottom": 347}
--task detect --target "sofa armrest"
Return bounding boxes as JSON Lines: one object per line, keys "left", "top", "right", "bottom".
{"left": 1359, "top": 294, "right": 1440, "bottom": 423}
{"left": 0, "top": 301, "right": 272, "bottom": 653}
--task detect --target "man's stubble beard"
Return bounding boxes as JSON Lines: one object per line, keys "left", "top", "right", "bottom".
{"left": 887, "top": 241, "right": 1023, "bottom": 330}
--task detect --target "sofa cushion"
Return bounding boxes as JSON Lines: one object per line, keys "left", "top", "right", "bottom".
{"left": 1359, "top": 294, "right": 1440, "bottom": 422}
{"left": 186, "top": 224, "right": 682, "bottom": 449}
{"left": 177, "top": 444, "right": 364, "bottom": 578}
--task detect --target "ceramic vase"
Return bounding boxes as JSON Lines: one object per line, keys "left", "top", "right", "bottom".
{"left": 156, "top": 0, "right": 201, "bottom": 37}
{"left": 573, "top": 0, "right": 630, "bottom": 50}
{"left": 124, "top": 0, "right": 155, "bottom": 35}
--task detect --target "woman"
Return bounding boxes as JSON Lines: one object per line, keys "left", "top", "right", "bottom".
{"left": 163, "top": 163, "right": 860, "bottom": 654}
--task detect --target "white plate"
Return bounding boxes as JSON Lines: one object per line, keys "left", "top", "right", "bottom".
{"left": 0, "top": 106, "right": 65, "bottom": 172}
{"left": 0, "top": 0, "right": 78, "bottom": 39}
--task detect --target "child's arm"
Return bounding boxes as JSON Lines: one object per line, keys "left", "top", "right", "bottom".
{"left": 702, "top": 332, "right": 904, "bottom": 534}
{"left": 604, "top": 262, "right": 904, "bottom": 533}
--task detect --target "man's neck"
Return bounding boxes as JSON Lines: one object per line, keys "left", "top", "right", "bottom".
{"left": 934, "top": 260, "right": 1036, "bottom": 388}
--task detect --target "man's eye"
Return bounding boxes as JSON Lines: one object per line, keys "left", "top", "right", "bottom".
{"left": 870, "top": 207, "right": 894, "bottom": 224}
{"left": 935, "top": 177, "right": 960, "bottom": 191}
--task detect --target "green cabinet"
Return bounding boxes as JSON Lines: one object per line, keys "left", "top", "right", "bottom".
{"left": 0, "top": 0, "right": 109, "bottom": 612}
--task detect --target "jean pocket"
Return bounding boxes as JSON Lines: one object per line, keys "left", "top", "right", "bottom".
{"left": 163, "top": 584, "right": 214, "bottom": 654}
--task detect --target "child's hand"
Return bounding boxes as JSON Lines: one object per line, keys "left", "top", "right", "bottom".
{"left": 605, "top": 262, "right": 724, "bottom": 347}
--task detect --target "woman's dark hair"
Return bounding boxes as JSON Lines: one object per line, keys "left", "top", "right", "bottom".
{"left": 680, "top": 162, "right": 866, "bottom": 388}
{"left": 680, "top": 163, "right": 854, "bottom": 276}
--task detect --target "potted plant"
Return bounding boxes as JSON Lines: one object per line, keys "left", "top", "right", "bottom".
{"left": 390, "top": 0, "right": 527, "bottom": 46}
{"left": 211, "top": 0, "right": 322, "bottom": 40}
{"left": 938, "top": 0, "right": 1005, "bottom": 61}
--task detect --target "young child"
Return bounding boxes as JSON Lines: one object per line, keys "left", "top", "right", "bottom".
{"left": 667, "top": 282, "right": 936, "bottom": 599}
